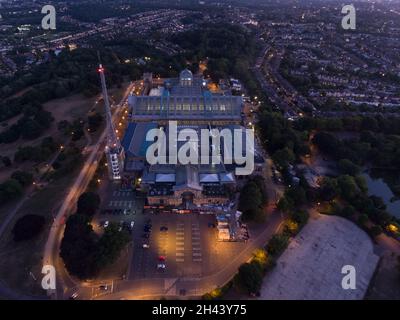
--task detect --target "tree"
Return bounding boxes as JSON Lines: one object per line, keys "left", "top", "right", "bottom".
{"left": 312, "top": 132, "right": 340, "bottom": 155}
{"left": 238, "top": 181, "right": 263, "bottom": 221}
{"left": 272, "top": 147, "right": 295, "bottom": 169}
{"left": 337, "top": 175, "right": 359, "bottom": 201}
{"left": 286, "top": 186, "right": 307, "bottom": 206}
{"left": 249, "top": 175, "right": 268, "bottom": 204}
{"left": 277, "top": 196, "right": 293, "bottom": 213}
{"left": 341, "top": 205, "right": 356, "bottom": 218}
{"left": 266, "top": 234, "right": 289, "bottom": 257}
{"left": 289, "top": 210, "right": 309, "bottom": 227}
{"left": 11, "top": 170, "right": 33, "bottom": 187}
{"left": 358, "top": 214, "right": 369, "bottom": 226}
{"left": 0, "top": 179, "right": 23, "bottom": 203}
{"left": 338, "top": 159, "right": 360, "bottom": 176}
{"left": 236, "top": 262, "right": 263, "bottom": 295}
{"left": 319, "top": 177, "right": 340, "bottom": 201}
{"left": 1, "top": 156, "right": 11, "bottom": 167}
{"left": 87, "top": 113, "right": 103, "bottom": 132}
{"left": 76, "top": 192, "right": 101, "bottom": 216}
{"left": 60, "top": 214, "right": 98, "bottom": 279}
{"left": 12, "top": 214, "right": 45, "bottom": 241}
{"left": 94, "top": 223, "right": 130, "bottom": 269}
{"left": 369, "top": 225, "right": 383, "bottom": 237}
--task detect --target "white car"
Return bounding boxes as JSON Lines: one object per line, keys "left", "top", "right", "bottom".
{"left": 103, "top": 221, "right": 109, "bottom": 228}
{"left": 130, "top": 221, "right": 135, "bottom": 229}
{"left": 143, "top": 243, "right": 150, "bottom": 249}
{"left": 157, "top": 263, "right": 166, "bottom": 269}
{"left": 70, "top": 292, "right": 79, "bottom": 300}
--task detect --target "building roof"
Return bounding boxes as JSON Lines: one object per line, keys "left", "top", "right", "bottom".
{"left": 180, "top": 68, "right": 193, "bottom": 81}
{"left": 122, "top": 122, "right": 158, "bottom": 158}
{"left": 155, "top": 173, "right": 176, "bottom": 183}
{"left": 199, "top": 173, "right": 219, "bottom": 183}
{"left": 129, "top": 69, "right": 243, "bottom": 121}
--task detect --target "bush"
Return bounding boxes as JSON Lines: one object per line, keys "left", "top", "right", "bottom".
{"left": 1, "top": 156, "right": 11, "bottom": 167}
{"left": 12, "top": 214, "right": 45, "bottom": 241}
{"left": 236, "top": 261, "right": 264, "bottom": 295}
{"left": 369, "top": 225, "right": 383, "bottom": 237}
{"left": 238, "top": 180, "right": 266, "bottom": 222}
{"left": 283, "top": 219, "right": 299, "bottom": 236}
{"left": 289, "top": 210, "right": 309, "bottom": 227}
{"left": 11, "top": 170, "right": 34, "bottom": 187}
{"left": 266, "top": 234, "right": 290, "bottom": 257}
{"left": 0, "top": 179, "right": 23, "bottom": 204}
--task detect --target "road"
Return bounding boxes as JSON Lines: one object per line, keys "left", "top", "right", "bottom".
{"left": 42, "top": 83, "right": 135, "bottom": 300}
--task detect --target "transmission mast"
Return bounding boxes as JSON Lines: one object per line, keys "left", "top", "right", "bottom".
{"left": 98, "top": 62, "right": 124, "bottom": 180}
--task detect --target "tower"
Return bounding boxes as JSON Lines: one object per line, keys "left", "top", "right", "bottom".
{"left": 98, "top": 63, "right": 125, "bottom": 180}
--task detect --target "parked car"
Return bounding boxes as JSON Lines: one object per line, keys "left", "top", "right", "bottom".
{"left": 160, "top": 226, "right": 168, "bottom": 232}
{"left": 130, "top": 221, "right": 135, "bottom": 229}
{"left": 143, "top": 243, "right": 150, "bottom": 249}
{"left": 157, "top": 263, "right": 166, "bottom": 270}
{"left": 103, "top": 221, "right": 109, "bottom": 228}
{"left": 69, "top": 292, "right": 79, "bottom": 300}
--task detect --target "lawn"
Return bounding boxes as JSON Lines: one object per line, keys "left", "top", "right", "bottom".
{"left": 0, "top": 169, "right": 81, "bottom": 297}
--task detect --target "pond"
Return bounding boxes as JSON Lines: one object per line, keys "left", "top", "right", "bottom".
{"left": 363, "top": 171, "right": 400, "bottom": 219}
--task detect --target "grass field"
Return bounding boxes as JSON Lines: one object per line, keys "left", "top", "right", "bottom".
{"left": 0, "top": 82, "right": 131, "bottom": 298}
{"left": 0, "top": 172, "right": 80, "bottom": 297}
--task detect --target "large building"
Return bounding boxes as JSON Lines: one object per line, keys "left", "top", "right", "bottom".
{"left": 123, "top": 69, "right": 253, "bottom": 210}
{"left": 128, "top": 69, "right": 243, "bottom": 124}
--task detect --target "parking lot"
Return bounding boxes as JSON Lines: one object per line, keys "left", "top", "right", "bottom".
{"left": 94, "top": 184, "right": 250, "bottom": 281}
{"left": 93, "top": 187, "right": 145, "bottom": 235}
{"left": 128, "top": 212, "right": 248, "bottom": 280}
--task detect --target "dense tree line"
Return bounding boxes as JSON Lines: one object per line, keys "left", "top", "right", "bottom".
{"left": 238, "top": 175, "right": 268, "bottom": 222}
{"left": 170, "top": 23, "right": 262, "bottom": 97}
{"left": 60, "top": 192, "right": 130, "bottom": 279}
{"left": 257, "top": 111, "right": 310, "bottom": 170}
{"left": 0, "top": 103, "right": 54, "bottom": 144}
{"left": 50, "top": 145, "right": 83, "bottom": 180}
{"left": 319, "top": 175, "right": 393, "bottom": 230}
{"left": 312, "top": 129, "right": 400, "bottom": 170}
{"left": 14, "top": 137, "right": 58, "bottom": 163}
